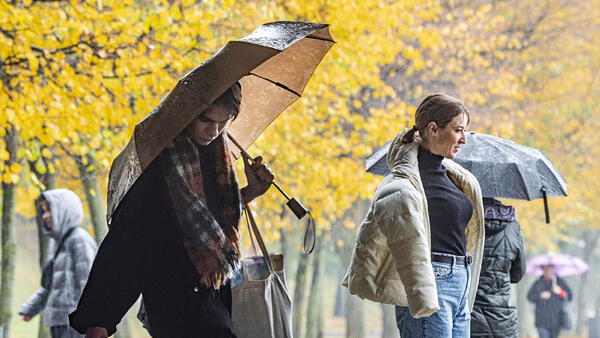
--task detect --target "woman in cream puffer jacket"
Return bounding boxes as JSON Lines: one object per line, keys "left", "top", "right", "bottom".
{"left": 343, "top": 93, "right": 485, "bottom": 337}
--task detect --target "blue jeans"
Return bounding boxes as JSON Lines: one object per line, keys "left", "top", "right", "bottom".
{"left": 396, "top": 254, "right": 471, "bottom": 337}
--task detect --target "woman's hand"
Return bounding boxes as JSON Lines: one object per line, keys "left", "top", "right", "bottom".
{"left": 20, "top": 314, "right": 32, "bottom": 321}
{"left": 241, "top": 155, "right": 274, "bottom": 204}
{"left": 85, "top": 327, "right": 108, "bottom": 338}
{"left": 552, "top": 284, "right": 563, "bottom": 294}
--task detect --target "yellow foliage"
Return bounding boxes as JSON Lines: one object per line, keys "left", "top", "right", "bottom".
{"left": 1, "top": 0, "right": 599, "bottom": 252}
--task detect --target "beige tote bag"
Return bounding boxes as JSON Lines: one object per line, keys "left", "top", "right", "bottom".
{"left": 231, "top": 206, "right": 293, "bottom": 338}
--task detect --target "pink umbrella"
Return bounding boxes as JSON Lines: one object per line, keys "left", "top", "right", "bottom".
{"left": 526, "top": 252, "right": 589, "bottom": 276}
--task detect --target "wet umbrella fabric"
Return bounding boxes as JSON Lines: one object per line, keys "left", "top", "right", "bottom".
{"left": 526, "top": 252, "right": 589, "bottom": 277}
{"left": 106, "top": 21, "right": 334, "bottom": 222}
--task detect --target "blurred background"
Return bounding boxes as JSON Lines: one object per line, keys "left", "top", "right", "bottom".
{"left": 1, "top": 0, "right": 599, "bottom": 337}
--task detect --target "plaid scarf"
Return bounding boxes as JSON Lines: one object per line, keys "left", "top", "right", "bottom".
{"left": 160, "top": 133, "right": 242, "bottom": 283}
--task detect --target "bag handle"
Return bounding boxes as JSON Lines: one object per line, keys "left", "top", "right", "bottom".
{"left": 244, "top": 209, "right": 258, "bottom": 257}
{"left": 243, "top": 205, "right": 274, "bottom": 275}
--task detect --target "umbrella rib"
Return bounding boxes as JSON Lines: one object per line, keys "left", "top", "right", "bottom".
{"left": 306, "top": 36, "right": 335, "bottom": 43}
{"left": 249, "top": 73, "right": 302, "bottom": 97}
{"left": 513, "top": 162, "right": 533, "bottom": 200}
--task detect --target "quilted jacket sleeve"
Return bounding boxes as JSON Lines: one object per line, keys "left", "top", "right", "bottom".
{"left": 374, "top": 189, "right": 439, "bottom": 318}
{"left": 509, "top": 221, "right": 527, "bottom": 283}
{"left": 68, "top": 232, "right": 98, "bottom": 304}
{"left": 19, "top": 287, "right": 49, "bottom": 317}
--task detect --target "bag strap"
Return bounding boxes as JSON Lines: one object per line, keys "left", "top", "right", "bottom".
{"left": 52, "top": 226, "right": 77, "bottom": 260}
{"left": 244, "top": 208, "right": 258, "bottom": 256}
{"left": 243, "top": 205, "right": 274, "bottom": 275}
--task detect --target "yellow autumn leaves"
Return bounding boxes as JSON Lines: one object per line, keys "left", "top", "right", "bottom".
{"left": 1, "top": 0, "right": 599, "bottom": 250}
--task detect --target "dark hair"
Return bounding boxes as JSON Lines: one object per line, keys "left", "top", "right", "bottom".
{"left": 212, "top": 81, "right": 242, "bottom": 119}
{"left": 35, "top": 195, "right": 47, "bottom": 207}
{"left": 35, "top": 195, "right": 48, "bottom": 228}
{"left": 402, "top": 93, "right": 470, "bottom": 143}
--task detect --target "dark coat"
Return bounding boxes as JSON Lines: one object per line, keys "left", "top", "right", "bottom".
{"left": 69, "top": 158, "right": 236, "bottom": 338}
{"left": 527, "top": 276, "right": 572, "bottom": 329}
{"left": 470, "top": 213, "right": 526, "bottom": 337}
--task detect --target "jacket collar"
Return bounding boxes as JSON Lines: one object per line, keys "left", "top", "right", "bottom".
{"left": 385, "top": 129, "right": 479, "bottom": 198}
{"left": 386, "top": 129, "right": 424, "bottom": 192}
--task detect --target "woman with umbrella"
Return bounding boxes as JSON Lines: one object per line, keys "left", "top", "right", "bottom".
{"left": 69, "top": 82, "right": 274, "bottom": 338}
{"left": 343, "top": 93, "right": 485, "bottom": 337}
{"left": 527, "top": 253, "right": 583, "bottom": 338}
{"left": 68, "top": 20, "right": 335, "bottom": 337}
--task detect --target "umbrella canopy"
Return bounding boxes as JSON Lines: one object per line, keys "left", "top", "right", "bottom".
{"left": 107, "top": 21, "right": 334, "bottom": 222}
{"left": 526, "top": 252, "right": 589, "bottom": 277}
{"left": 366, "top": 132, "right": 567, "bottom": 200}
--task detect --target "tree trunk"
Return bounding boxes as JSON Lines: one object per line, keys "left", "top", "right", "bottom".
{"left": 41, "top": 151, "right": 56, "bottom": 191}
{"left": 1, "top": 126, "right": 18, "bottom": 338}
{"left": 316, "top": 290, "right": 324, "bottom": 338}
{"left": 334, "top": 266, "right": 347, "bottom": 317}
{"left": 333, "top": 200, "right": 369, "bottom": 338}
{"left": 305, "top": 248, "right": 322, "bottom": 338}
{"left": 576, "top": 231, "right": 599, "bottom": 335}
{"left": 31, "top": 156, "right": 56, "bottom": 338}
{"left": 36, "top": 211, "right": 53, "bottom": 338}
{"left": 280, "top": 225, "right": 289, "bottom": 276}
{"left": 293, "top": 253, "right": 312, "bottom": 338}
{"left": 76, "top": 154, "right": 107, "bottom": 243}
{"left": 381, "top": 304, "right": 399, "bottom": 338}
{"left": 345, "top": 289, "right": 364, "bottom": 338}
{"left": 591, "top": 297, "right": 600, "bottom": 338}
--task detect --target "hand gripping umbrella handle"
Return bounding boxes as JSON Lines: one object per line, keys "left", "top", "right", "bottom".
{"left": 227, "top": 133, "right": 308, "bottom": 219}
{"left": 227, "top": 133, "right": 316, "bottom": 254}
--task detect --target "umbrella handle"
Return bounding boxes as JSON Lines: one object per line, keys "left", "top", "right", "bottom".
{"left": 227, "top": 133, "right": 309, "bottom": 220}
{"left": 542, "top": 188, "right": 550, "bottom": 224}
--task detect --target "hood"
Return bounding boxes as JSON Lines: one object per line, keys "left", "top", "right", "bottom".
{"left": 484, "top": 218, "right": 508, "bottom": 235}
{"left": 40, "top": 189, "right": 84, "bottom": 239}
{"left": 483, "top": 198, "right": 515, "bottom": 235}
{"left": 386, "top": 129, "right": 421, "bottom": 180}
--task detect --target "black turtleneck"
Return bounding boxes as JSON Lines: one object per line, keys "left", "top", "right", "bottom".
{"left": 418, "top": 146, "right": 473, "bottom": 256}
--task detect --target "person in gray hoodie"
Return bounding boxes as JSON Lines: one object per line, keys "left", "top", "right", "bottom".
{"left": 19, "top": 189, "right": 98, "bottom": 338}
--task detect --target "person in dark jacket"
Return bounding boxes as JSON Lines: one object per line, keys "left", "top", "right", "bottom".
{"left": 470, "top": 198, "right": 526, "bottom": 337}
{"left": 69, "top": 82, "right": 274, "bottom": 338}
{"left": 20, "top": 189, "right": 98, "bottom": 338}
{"left": 527, "top": 264, "right": 573, "bottom": 338}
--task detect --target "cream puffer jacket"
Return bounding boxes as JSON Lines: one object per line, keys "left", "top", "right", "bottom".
{"left": 342, "top": 130, "right": 485, "bottom": 318}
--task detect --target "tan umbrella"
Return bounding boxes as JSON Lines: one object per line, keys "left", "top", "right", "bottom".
{"left": 107, "top": 21, "right": 334, "bottom": 226}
